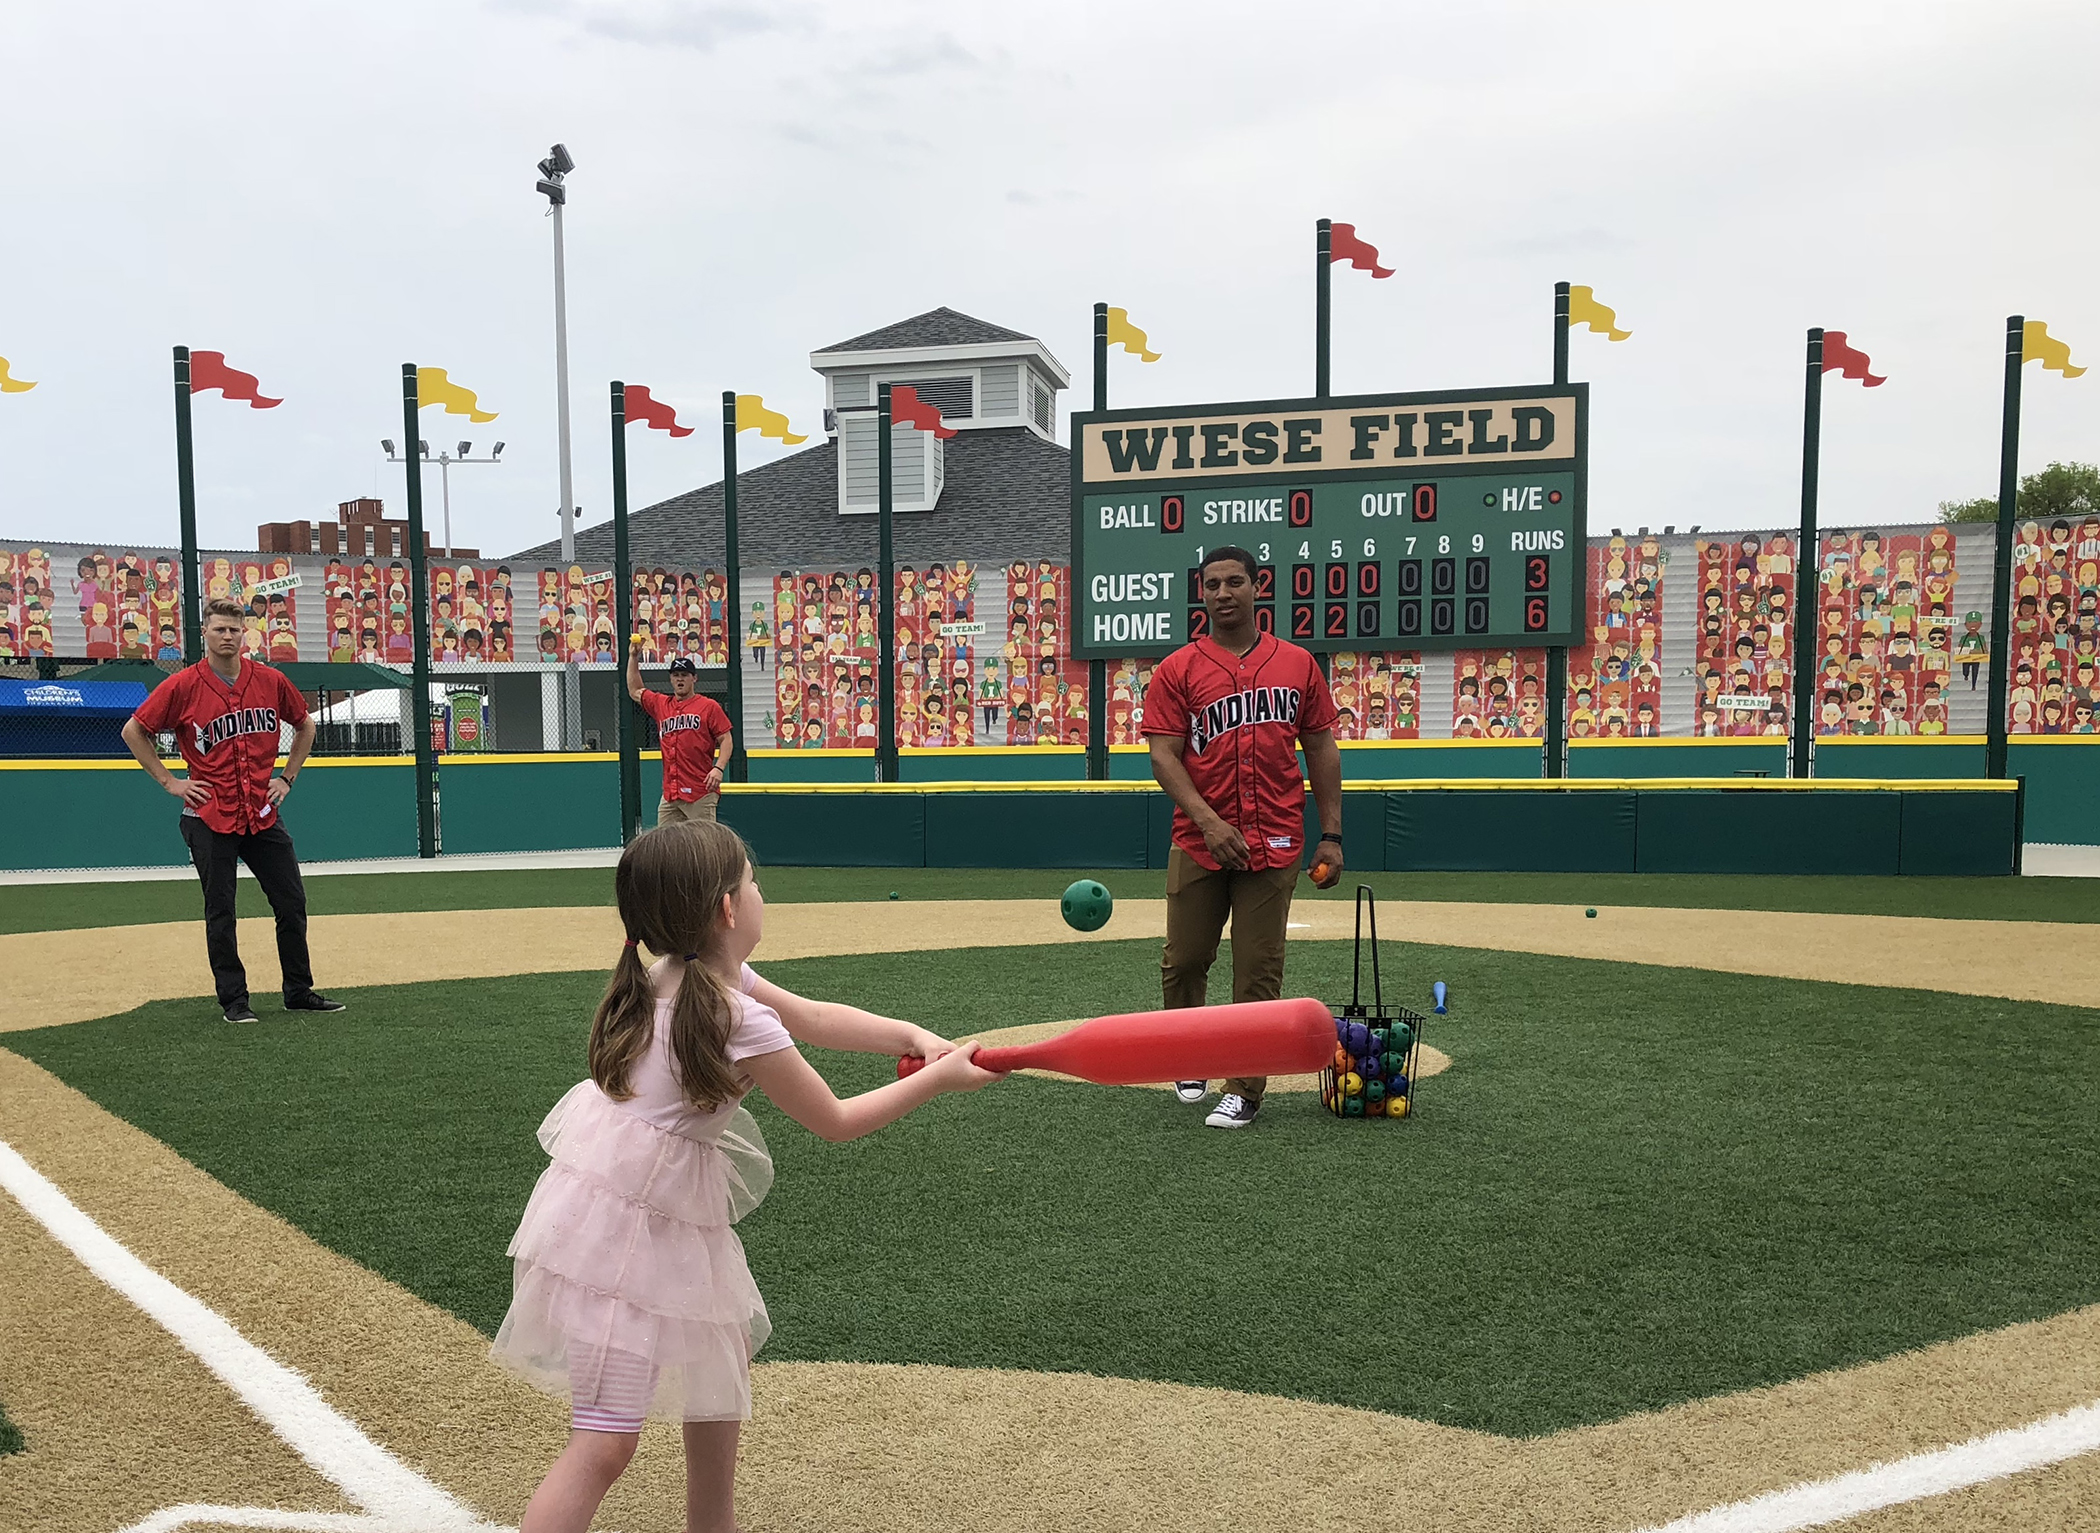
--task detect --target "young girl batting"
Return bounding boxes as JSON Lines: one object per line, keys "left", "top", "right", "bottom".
{"left": 494, "top": 822, "right": 1003, "bottom": 1533}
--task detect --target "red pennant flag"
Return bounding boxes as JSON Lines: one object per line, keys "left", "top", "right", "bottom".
{"left": 889, "top": 384, "right": 956, "bottom": 439}
{"left": 1329, "top": 222, "right": 1393, "bottom": 279}
{"left": 188, "top": 350, "right": 282, "bottom": 408}
{"left": 1820, "top": 332, "right": 1885, "bottom": 387}
{"left": 623, "top": 384, "right": 693, "bottom": 436}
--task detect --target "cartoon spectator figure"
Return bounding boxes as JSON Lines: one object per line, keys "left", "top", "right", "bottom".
{"left": 1956, "top": 612, "right": 1987, "bottom": 687}
{"left": 747, "top": 603, "right": 771, "bottom": 670}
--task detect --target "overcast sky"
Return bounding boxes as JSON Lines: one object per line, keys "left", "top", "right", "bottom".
{"left": 2, "top": 0, "right": 2093, "bottom": 557}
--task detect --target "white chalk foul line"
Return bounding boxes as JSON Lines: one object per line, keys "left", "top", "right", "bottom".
{"left": 1635, "top": 1397, "right": 2100, "bottom": 1532}
{"left": 0, "top": 1139, "right": 501, "bottom": 1533}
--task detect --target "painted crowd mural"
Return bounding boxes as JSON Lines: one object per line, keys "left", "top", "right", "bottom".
{"left": 764, "top": 559, "right": 1093, "bottom": 749}
{"left": 7, "top": 520, "right": 2088, "bottom": 739}
{"left": 2006, "top": 512, "right": 2100, "bottom": 734}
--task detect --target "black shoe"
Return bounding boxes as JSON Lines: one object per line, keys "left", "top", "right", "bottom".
{"left": 1174, "top": 1080, "right": 1211, "bottom": 1104}
{"left": 284, "top": 993, "right": 347, "bottom": 1013}
{"left": 223, "top": 1001, "right": 259, "bottom": 1023}
{"left": 1204, "top": 1092, "right": 1259, "bottom": 1129}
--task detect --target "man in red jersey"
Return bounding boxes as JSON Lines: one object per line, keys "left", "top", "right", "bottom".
{"left": 626, "top": 644, "right": 734, "bottom": 824}
{"left": 1141, "top": 547, "right": 1343, "bottom": 1128}
{"left": 120, "top": 598, "right": 345, "bottom": 1023}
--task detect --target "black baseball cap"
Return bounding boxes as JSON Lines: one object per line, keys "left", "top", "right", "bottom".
{"left": 668, "top": 656, "right": 699, "bottom": 674}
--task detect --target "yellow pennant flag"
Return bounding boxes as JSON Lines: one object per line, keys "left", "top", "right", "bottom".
{"left": 0, "top": 356, "right": 35, "bottom": 393}
{"left": 735, "top": 394, "right": 806, "bottom": 444}
{"left": 416, "top": 367, "right": 498, "bottom": 421}
{"left": 2023, "top": 321, "right": 2085, "bottom": 378}
{"left": 1568, "top": 286, "right": 1631, "bottom": 341}
{"left": 1106, "top": 307, "right": 1161, "bottom": 362}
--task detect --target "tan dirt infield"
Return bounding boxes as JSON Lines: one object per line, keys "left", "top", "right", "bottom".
{"left": 10, "top": 896, "right": 2100, "bottom": 1032}
{"left": 3, "top": 899, "right": 2099, "bottom": 1530}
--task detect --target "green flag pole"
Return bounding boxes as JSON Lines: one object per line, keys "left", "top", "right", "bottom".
{"left": 1088, "top": 302, "right": 1110, "bottom": 780}
{"left": 1986, "top": 315, "right": 2024, "bottom": 781}
{"left": 1315, "top": 219, "right": 1333, "bottom": 399}
{"left": 1544, "top": 284, "right": 1571, "bottom": 780}
{"left": 877, "top": 384, "right": 898, "bottom": 782}
{"left": 720, "top": 392, "right": 747, "bottom": 783}
{"left": 399, "top": 365, "right": 438, "bottom": 858}
{"left": 172, "top": 347, "right": 203, "bottom": 664}
{"left": 610, "top": 381, "right": 639, "bottom": 843}
{"left": 1793, "top": 329, "right": 1825, "bottom": 778}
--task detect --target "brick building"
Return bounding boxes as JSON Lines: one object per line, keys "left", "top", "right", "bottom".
{"left": 258, "top": 498, "right": 475, "bottom": 560}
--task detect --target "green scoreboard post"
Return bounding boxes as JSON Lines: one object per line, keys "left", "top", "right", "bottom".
{"left": 1070, "top": 384, "right": 1588, "bottom": 659}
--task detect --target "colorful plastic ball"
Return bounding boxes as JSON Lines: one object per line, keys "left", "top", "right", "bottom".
{"left": 1388, "top": 1096, "right": 1410, "bottom": 1119}
{"left": 1060, "top": 880, "right": 1114, "bottom": 932}
{"left": 1334, "top": 1044, "right": 1354, "bottom": 1071}
{"left": 1363, "top": 1095, "right": 1385, "bottom": 1116}
{"left": 1359, "top": 1052, "right": 1382, "bottom": 1081}
{"left": 1390, "top": 1074, "right": 1409, "bottom": 1094}
{"left": 1364, "top": 1078, "right": 1386, "bottom": 1102}
{"left": 1344, "top": 1020, "right": 1371, "bottom": 1056}
{"left": 1391, "top": 1022, "right": 1415, "bottom": 1054}
{"left": 1340, "top": 1072, "right": 1362, "bottom": 1097}
{"left": 1343, "top": 1096, "right": 1365, "bottom": 1117}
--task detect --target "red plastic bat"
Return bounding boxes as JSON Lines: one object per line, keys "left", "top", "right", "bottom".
{"left": 896, "top": 998, "right": 1334, "bottom": 1085}
{"left": 188, "top": 351, "right": 282, "bottom": 408}
{"left": 1820, "top": 331, "right": 1885, "bottom": 387}
{"left": 1329, "top": 222, "right": 1393, "bottom": 279}
{"left": 623, "top": 384, "right": 694, "bottom": 436}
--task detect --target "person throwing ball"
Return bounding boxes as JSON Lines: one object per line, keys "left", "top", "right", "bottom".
{"left": 1142, "top": 546, "right": 1342, "bottom": 1128}
{"left": 626, "top": 641, "right": 734, "bottom": 825}
{"left": 119, "top": 596, "right": 345, "bottom": 1023}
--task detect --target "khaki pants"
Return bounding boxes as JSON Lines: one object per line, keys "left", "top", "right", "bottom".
{"left": 656, "top": 794, "right": 720, "bottom": 826}
{"left": 1161, "top": 845, "right": 1299, "bottom": 1108}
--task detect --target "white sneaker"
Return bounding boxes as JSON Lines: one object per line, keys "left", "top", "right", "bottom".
{"left": 1204, "top": 1093, "right": 1258, "bottom": 1129}
{"left": 1174, "top": 1080, "right": 1210, "bottom": 1104}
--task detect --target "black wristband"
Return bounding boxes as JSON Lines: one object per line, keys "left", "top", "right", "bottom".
{"left": 1318, "top": 833, "right": 1342, "bottom": 848}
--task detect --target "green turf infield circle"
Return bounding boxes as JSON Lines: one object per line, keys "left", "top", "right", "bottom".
{"left": 12, "top": 937, "right": 2100, "bottom": 1438}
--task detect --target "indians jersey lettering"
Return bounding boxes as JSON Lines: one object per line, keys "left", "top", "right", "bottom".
{"left": 133, "top": 660, "right": 309, "bottom": 836}
{"left": 1187, "top": 685, "right": 1305, "bottom": 754}
{"left": 1139, "top": 633, "right": 1337, "bottom": 871}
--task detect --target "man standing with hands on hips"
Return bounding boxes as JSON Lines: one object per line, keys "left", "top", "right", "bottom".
{"left": 1142, "top": 545, "right": 1344, "bottom": 1129}
{"left": 626, "top": 639, "right": 734, "bottom": 824}
{"left": 121, "top": 596, "right": 345, "bottom": 1023}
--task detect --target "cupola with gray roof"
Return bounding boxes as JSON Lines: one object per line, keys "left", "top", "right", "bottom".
{"left": 814, "top": 307, "right": 1069, "bottom": 516}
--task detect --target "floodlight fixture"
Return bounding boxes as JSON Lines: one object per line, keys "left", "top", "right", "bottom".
{"left": 381, "top": 439, "right": 395, "bottom": 455}
{"left": 419, "top": 440, "right": 430, "bottom": 457}
{"left": 458, "top": 440, "right": 472, "bottom": 457}
{"left": 492, "top": 442, "right": 506, "bottom": 458}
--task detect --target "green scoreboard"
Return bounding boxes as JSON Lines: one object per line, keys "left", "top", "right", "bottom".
{"left": 1070, "top": 383, "right": 1587, "bottom": 658}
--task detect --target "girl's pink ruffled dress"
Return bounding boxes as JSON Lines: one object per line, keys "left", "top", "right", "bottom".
{"left": 492, "top": 965, "right": 789, "bottom": 1422}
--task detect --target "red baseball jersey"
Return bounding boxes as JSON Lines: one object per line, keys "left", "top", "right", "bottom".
{"left": 1139, "top": 633, "right": 1338, "bottom": 870}
{"left": 641, "top": 690, "right": 733, "bottom": 801}
{"left": 133, "top": 659, "right": 309, "bottom": 836}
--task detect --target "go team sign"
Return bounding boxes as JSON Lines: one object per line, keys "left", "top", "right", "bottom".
{"left": 1070, "top": 383, "right": 1588, "bottom": 658}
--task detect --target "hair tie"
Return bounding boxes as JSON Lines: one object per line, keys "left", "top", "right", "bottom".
{"left": 623, "top": 938, "right": 638, "bottom": 949}
{"left": 682, "top": 952, "right": 699, "bottom": 962}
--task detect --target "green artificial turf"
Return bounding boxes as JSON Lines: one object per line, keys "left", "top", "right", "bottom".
{"left": 0, "top": 866, "right": 1153, "bottom": 935}
{"left": 12, "top": 942, "right": 2099, "bottom": 1437}
{"left": 7, "top": 863, "right": 2100, "bottom": 937}
{"left": 0, "top": 1402, "right": 21, "bottom": 1455}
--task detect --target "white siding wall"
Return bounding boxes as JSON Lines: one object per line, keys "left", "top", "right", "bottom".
{"left": 838, "top": 415, "right": 938, "bottom": 512}
{"left": 980, "top": 364, "right": 1020, "bottom": 417}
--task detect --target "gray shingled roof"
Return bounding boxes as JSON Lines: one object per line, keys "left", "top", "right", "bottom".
{"left": 507, "top": 427, "right": 1073, "bottom": 570}
{"left": 813, "top": 307, "right": 1034, "bottom": 354}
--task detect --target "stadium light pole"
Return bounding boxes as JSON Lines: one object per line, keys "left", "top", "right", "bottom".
{"left": 1087, "top": 302, "right": 1110, "bottom": 780}
{"left": 382, "top": 440, "right": 504, "bottom": 558}
{"left": 537, "top": 143, "right": 582, "bottom": 749}
{"left": 1545, "top": 283, "right": 1571, "bottom": 780}
{"left": 399, "top": 365, "right": 439, "bottom": 858}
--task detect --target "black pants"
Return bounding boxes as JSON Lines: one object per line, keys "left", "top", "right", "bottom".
{"left": 178, "top": 816, "right": 315, "bottom": 1008}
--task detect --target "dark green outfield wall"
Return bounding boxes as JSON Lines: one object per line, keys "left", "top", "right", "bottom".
{"left": 0, "top": 745, "right": 2062, "bottom": 873}
{"left": 0, "top": 760, "right": 418, "bottom": 871}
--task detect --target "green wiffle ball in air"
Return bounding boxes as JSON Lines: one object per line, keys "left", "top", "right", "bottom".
{"left": 1060, "top": 879, "right": 1114, "bottom": 933}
